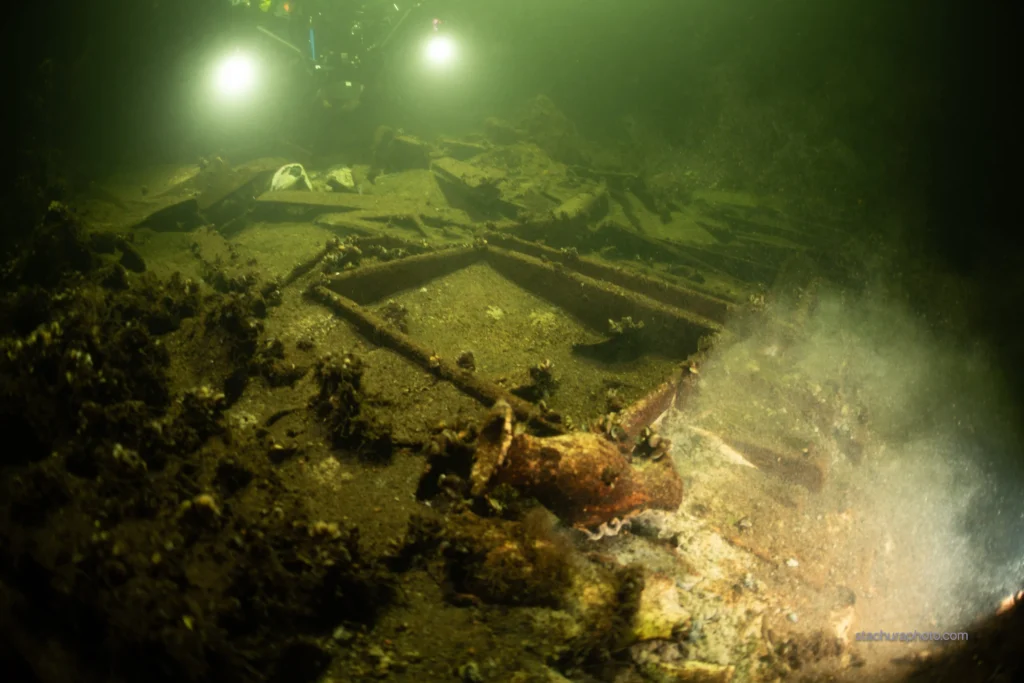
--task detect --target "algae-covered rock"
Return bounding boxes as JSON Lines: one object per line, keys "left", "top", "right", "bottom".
{"left": 632, "top": 573, "right": 692, "bottom": 641}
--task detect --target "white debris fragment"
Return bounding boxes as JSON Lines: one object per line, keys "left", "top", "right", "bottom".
{"left": 785, "top": 557, "right": 800, "bottom": 568}
{"left": 580, "top": 517, "right": 631, "bottom": 541}
{"left": 270, "top": 163, "right": 313, "bottom": 191}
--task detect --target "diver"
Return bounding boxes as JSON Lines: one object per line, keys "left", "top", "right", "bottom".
{"left": 221, "top": 0, "right": 448, "bottom": 153}
{"left": 231, "top": 0, "right": 429, "bottom": 112}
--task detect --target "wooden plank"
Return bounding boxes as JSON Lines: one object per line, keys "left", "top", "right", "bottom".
{"left": 130, "top": 196, "right": 201, "bottom": 232}
{"left": 484, "top": 233, "right": 737, "bottom": 323}
{"left": 483, "top": 247, "right": 722, "bottom": 359}
{"left": 322, "top": 247, "right": 482, "bottom": 304}
{"left": 255, "top": 189, "right": 426, "bottom": 214}
{"left": 195, "top": 164, "right": 274, "bottom": 212}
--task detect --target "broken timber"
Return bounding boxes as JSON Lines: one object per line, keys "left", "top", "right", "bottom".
{"left": 484, "top": 233, "right": 735, "bottom": 324}
{"left": 316, "top": 242, "right": 722, "bottom": 360}
{"left": 483, "top": 246, "right": 722, "bottom": 358}
{"left": 322, "top": 247, "right": 480, "bottom": 303}
{"left": 308, "top": 285, "right": 562, "bottom": 434}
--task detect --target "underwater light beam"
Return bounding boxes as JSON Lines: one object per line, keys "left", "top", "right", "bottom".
{"left": 213, "top": 52, "right": 258, "bottom": 99}
{"left": 423, "top": 34, "right": 456, "bottom": 67}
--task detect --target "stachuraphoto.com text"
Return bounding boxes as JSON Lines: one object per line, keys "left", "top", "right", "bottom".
{"left": 855, "top": 630, "right": 968, "bottom": 643}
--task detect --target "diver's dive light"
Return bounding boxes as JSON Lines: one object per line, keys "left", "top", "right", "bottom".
{"left": 210, "top": 2, "right": 461, "bottom": 110}
{"left": 423, "top": 34, "right": 456, "bottom": 66}
{"left": 212, "top": 51, "right": 258, "bottom": 100}
{"left": 422, "top": 17, "right": 456, "bottom": 68}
